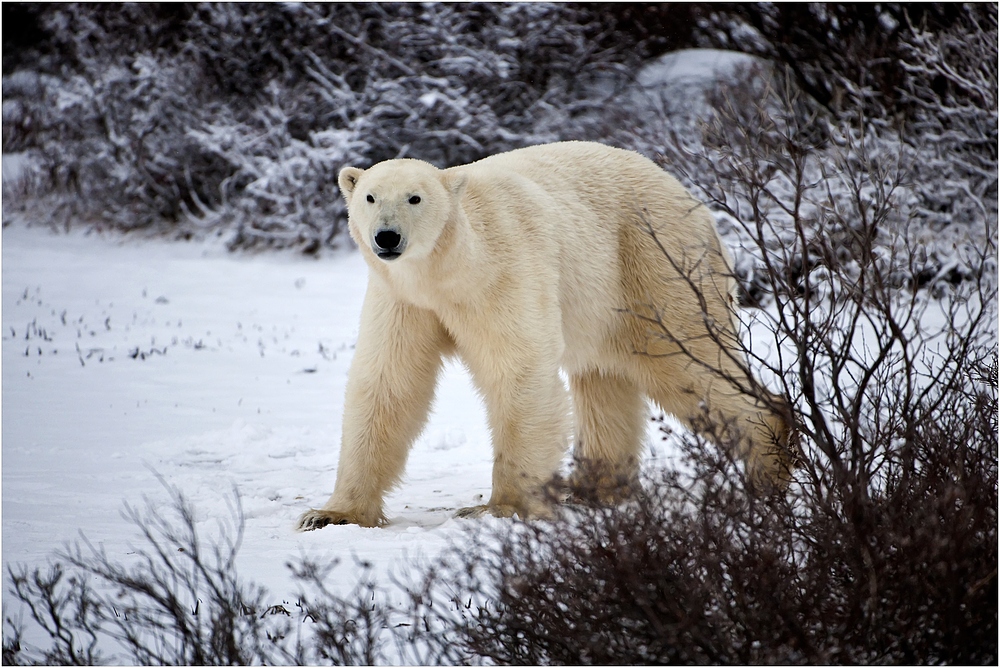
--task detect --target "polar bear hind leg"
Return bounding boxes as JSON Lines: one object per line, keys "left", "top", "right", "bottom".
{"left": 617, "top": 197, "right": 795, "bottom": 488}
{"left": 568, "top": 369, "right": 648, "bottom": 502}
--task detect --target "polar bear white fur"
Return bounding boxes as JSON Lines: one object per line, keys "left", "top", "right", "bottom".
{"left": 297, "top": 141, "right": 793, "bottom": 530}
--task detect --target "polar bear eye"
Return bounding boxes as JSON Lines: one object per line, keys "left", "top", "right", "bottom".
{"left": 366, "top": 194, "right": 375, "bottom": 203}
{"left": 408, "top": 195, "right": 421, "bottom": 205}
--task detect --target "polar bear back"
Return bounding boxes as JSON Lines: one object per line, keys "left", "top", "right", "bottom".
{"left": 455, "top": 141, "right": 710, "bottom": 234}
{"left": 446, "top": 141, "right": 729, "bottom": 373}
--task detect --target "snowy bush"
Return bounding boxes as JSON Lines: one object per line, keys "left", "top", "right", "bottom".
{"left": 895, "top": 6, "right": 998, "bottom": 235}
{"left": 4, "top": 4, "right": 992, "bottom": 255}
{"left": 662, "top": 4, "right": 987, "bottom": 121}
{"left": 2, "top": 3, "right": 639, "bottom": 250}
{"left": 637, "top": 4, "right": 998, "bottom": 305}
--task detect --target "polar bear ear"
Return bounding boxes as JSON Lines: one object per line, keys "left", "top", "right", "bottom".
{"left": 338, "top": 167, "right": 364, "bottom": 204}
{"left": 444, "top": 172, "right": 468, "bottom": 198}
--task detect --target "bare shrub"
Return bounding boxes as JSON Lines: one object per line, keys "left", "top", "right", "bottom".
{"left": 2, "top": 478, "right": 398, "bottom": 665}
{"left": 656, "top": 42, "right": 996, "bottom": 489}
{"left": 398, "top": 100, "right": 997, "bottom": 668}
{"left": 407, "top": 379, "right": 995, "bottom": 664}
{"left": 403, "top": 28, "right": 997, "bottom": 664}
{"left": 5, "top": 479, "right": 275, "bottom": 664}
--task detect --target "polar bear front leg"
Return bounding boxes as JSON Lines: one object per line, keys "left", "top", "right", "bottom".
{"left": 459, "top": 336, "right": 571, "bottom": 520}
{"left": 297, "top": 282, "right": 450, "bottom": 531}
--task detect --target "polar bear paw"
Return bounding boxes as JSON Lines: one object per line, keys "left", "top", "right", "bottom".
{"left": 455, "top": 502, "right": 554, "bottom": 521}
{"left": 455, "top": 504, "right": 516, "bottom": 520}
{"left": 295, "top": 508, "right": 383, "bottom": 531}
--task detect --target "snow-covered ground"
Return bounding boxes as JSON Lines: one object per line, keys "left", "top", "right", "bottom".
{"left": 1, "top": 225, "right": 468, "bottom": 598}
{"left": 1, "top": 224, "right": 676, "bottom": 610}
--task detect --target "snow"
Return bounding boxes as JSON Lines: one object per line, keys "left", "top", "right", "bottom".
{"left": 1, "top": 152, "right": 36, "bottom": 195}
{"left": 1, "top": 224, "right": 675, "bottom": 611}
{"left": 1, "top": 225, "right": 497, "bottom": 602}
{"left": 630, "top": 48, "right": 768, "bottom": 123}
{"left": 636, "top": 48, "right": 761, "bottom": 88}
{"left": 1, "top": 153, "right": 29, "bottom": 188}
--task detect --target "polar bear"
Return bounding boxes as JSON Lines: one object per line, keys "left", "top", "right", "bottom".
{"left": 297, "top": 141, "right": 794, "bottom": 530}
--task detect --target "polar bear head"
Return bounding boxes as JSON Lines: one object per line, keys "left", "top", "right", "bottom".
{"left": 338, "top": 159, "right": 467, "bottom": 263}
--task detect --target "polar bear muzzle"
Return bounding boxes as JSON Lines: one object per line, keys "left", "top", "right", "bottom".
{"left": 373, "top": 227, "right": 405, "bottom": 260}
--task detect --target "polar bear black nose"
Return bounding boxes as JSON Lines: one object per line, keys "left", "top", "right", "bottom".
{"left": 374, "top": 229, "right": 402, "bottom": 250}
